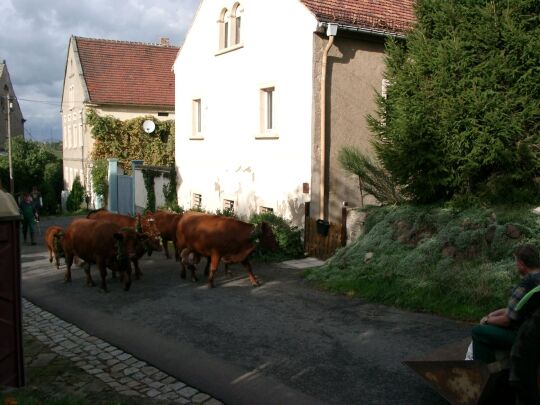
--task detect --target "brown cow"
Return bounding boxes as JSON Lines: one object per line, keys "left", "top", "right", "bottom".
{"left": 87, "top": 209, "right": 161, "bottom": 278}
{"left": 175, "top": 212, "right": 278, "bottom": 288}
{"left": 45, "top": 226, "right": 64, "bottom": 269}
{"left": 62, "top": 218, "right": 146, "bottom": 292}
{"left": 153, "top": 210, "right": 182, "bottom": 259}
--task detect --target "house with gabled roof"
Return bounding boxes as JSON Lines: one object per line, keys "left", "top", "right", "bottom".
{"left": 0, "top": 60, "right": 25, "bottom": 151}
{"left": 60, "top": 36, "right": 179, "bottom": 196}
{"left": 174, "top": 0, "right": 414, "bottom": 225}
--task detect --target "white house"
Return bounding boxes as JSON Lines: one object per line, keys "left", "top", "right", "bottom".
{"left": 174, "top": 0, "right": 414, "bottom": 225}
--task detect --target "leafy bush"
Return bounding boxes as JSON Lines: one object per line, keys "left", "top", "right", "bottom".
{"left": 66, "top": 176, "right": 85, "bottom": 212}
{"left": 215, "top": 207, "right": 236, "bottom": 217}
{"left": 91, "top": 159, "right": 108, "bottom": 206}
{"left": 249, "top": 212, "right": 304, "bottom": 262}
{"left": 305, "top": 204, "right": 539, "bottom": 320}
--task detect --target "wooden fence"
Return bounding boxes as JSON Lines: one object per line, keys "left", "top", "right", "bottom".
{"left": 304, "top": 201, "right": 347, "bottom": 260}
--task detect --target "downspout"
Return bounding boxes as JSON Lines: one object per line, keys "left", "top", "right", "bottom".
{"left": 319, "top": 23, "right": 337, "bottom": 221}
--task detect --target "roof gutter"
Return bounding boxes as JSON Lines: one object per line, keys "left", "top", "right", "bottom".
{"left": 317, "top": 21, "right": 406, "bottom": 40}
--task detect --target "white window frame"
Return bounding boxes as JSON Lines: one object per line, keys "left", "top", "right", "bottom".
{"left": 192, "top": 193, "right": 202, "bottom": 209}
{"left": 257, "top": 86, "right": 278, "bottom": 139}
{"left": 191, "top": 98, "right": 203, "bottom": 139}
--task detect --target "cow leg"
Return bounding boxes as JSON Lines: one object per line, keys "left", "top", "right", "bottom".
{"left": 48, "top": 248, "right": 53, "bottom": 263}
{"left": 207, "top": 255, "right": 221, "bottom": 288}
{"left": 64, "top": 253, "right": 73, "bottom": 283}
{"left": 189, "top": 264, "right": 198, "bottom": 282}
{"left": 163, "top": 237, "right": 170, "bottom": 259}
{"left": 84, "top": 262, "right": 96, "bottom": 287}
{"left": 241, "top": 259, "right": 260, "bottom": 287}
{"left": 97, "top": 261, "right": 108, "bottom": 292}
{"left": 54, "top": 253, "right": 60, "bottom": 270}
{"left": 204, "top": 257, "right": 210, "bottom": 276}
{"left": 131, "top": 258, "right": 142, "bottom": 280}
{"left": 123, "top": 265, "right": 132, "bottom": 292}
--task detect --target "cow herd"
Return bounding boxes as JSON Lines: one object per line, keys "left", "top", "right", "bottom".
{"left": 44, "top": 209, "right": 279, "bottom": 292}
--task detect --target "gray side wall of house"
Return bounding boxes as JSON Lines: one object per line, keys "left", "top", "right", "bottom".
{"left": 311, "top": 33, "right": 386, "bottom": 223}
{"left": 0, "top": 63, "right": 25, "bottom": 149}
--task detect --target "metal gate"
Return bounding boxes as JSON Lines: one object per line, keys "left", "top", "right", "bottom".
{"left": 117, "top": 175, "right": 134, "bottom": 216}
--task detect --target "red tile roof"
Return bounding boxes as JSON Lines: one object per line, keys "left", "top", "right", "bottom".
{"left": 74, "top": 37, "right": 179, "bottom": 107}
{"left": 301, "top": 0, "right": 415, "bottom": 35}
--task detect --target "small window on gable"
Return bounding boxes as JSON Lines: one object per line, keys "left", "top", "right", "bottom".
{"left": 260, "top": 206, "right": 273, "bottom": 214}
{"left": 192, "top": 99, "right": 202, "bottom": 137}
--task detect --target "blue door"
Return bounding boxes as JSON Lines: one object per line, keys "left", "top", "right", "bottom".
{"left": 117, "top": 175, "right": 134, "bottom": 216}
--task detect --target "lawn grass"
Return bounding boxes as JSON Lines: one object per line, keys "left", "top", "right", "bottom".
{"left": 304, "top": 204, "right": 540, "bottom": 321}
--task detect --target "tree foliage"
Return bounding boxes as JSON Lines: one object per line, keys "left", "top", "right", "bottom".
{"left": 368, "top": 0, "right": 540, "bottom": 203}
{"left": 338, "top": 147, "right": 404, "bottom": 205}
{"left": 87, "top": 109, "right": 175, "bottom": 173}
{"left": 0, "top": 136, "right": 62, "bottom": 213}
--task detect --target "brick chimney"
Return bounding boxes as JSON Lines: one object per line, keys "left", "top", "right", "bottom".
{"left": 160, "top": 37, "right": 170, "bottom": 46}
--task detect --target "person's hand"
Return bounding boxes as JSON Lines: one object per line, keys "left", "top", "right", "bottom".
{"left": 480, "top": 315, "right": 489, "bottom": 325}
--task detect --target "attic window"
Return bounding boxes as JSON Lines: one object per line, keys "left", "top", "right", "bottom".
{"left": 260, "top": 206, "right": 273, "bottom": 214}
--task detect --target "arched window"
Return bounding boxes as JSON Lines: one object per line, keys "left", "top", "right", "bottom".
{"left": 218, "top": 8, "right": 230, "bottom": 49}
{"left": 231, "top": 3, "right": 243, "bottom": 45}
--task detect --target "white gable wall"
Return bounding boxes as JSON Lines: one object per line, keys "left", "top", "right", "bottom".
{"left": 174, "top": 0, "right": 317, "bottom": 224}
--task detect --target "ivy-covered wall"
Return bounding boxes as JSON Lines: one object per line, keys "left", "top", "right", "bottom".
{"left": 87, "top": 109, "right": 175, "bottom": 173}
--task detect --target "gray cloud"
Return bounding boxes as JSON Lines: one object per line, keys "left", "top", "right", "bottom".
{"left": 0, "top": 0, "right": 198, "bottom": 141}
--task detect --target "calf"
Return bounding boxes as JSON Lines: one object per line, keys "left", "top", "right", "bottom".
{"left": 87, "top": 209, "right": 161, "bottom": 278}
{"left": 176, "top": 212, "right": 278, "bottom": 287}
{"left": 62, "top": 218, "right": 146, "bottom": 292}
{"left": 45, "top": 226, "right": 64, "bottom": 269}
{"left": 153, "top": 210, "right": 182, "bottom": 259}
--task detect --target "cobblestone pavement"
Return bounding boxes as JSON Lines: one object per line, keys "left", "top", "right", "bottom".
{"left": 21, "top": 298, "right": 223, "bottom": 405}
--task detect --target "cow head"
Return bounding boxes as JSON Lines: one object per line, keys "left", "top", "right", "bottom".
{"left": 138, "top": 212, "right": 162, "bottom": 255}
{"left": 53, "top": 231, "right": 65, "bottom": 258}
{"left": 259, "top": 222, "right": 279, "bottom": 252}
{"left": 113, "top": 228, "right": 143, "bottom": 291}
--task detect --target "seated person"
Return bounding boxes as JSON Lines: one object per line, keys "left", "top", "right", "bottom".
{"left": 471, "top": 244, "right": 540, "bottom": 363}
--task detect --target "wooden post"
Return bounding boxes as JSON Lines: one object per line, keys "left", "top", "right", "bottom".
{"left": 341, "top": 201, "right": 348, "bottom": 247}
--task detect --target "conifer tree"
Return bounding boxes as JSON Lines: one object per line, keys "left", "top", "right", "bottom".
{"left": 368, "top": 0, "right": 540, "bottom": 203}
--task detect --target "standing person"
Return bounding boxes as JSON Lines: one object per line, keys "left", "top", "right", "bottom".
{"left": 31, "top": 185, "right": 42, "bottom": 220}
{"left": 20, "top": 192, "right": 37, "bottom": 245}
{"left": 471, "top": 244, "right": 540, "bottom": 363}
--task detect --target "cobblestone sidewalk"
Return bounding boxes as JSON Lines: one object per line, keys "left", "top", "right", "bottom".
{"left": 18, "top": 298, "right": 223, "bottom": 404}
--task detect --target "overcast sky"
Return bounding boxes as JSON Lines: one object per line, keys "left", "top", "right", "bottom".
{"left": 0, "top": 0, "right": 199, "bottom": 142}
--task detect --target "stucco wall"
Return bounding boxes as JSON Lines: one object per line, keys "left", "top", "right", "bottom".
{"left": 174, "top": 0, "right": 317, "bottom": 225}
{"left": 310, "top": 33, "right": 386, "bottom": 223}
{"left": 0, "top": 65, "right": 25, "bottom": 147}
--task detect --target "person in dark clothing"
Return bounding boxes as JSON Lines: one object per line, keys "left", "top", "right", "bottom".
{"left": 471, "top": 244, "right": 540, "bottom": 363}
{"left": 31, "top": 185, "right": 42, "bottom": 220}
{"left": 20, "top": 192, "right": 37, "bottom": 245}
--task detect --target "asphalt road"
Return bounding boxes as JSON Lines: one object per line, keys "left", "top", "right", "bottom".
{"left": 21, "top": 216, "right": 472, "bottom": 404}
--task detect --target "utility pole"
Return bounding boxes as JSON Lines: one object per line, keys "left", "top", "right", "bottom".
{"left": 5, "top": 92, "right": 14, "bottom": 194}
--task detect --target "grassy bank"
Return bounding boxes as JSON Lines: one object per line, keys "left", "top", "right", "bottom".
{"left": 305, "top": 204, "right": 540, "bottom": 321}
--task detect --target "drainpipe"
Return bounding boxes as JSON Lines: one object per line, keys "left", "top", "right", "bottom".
{"left": 319, "top": 23, "right": 337, "bottom": 221}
